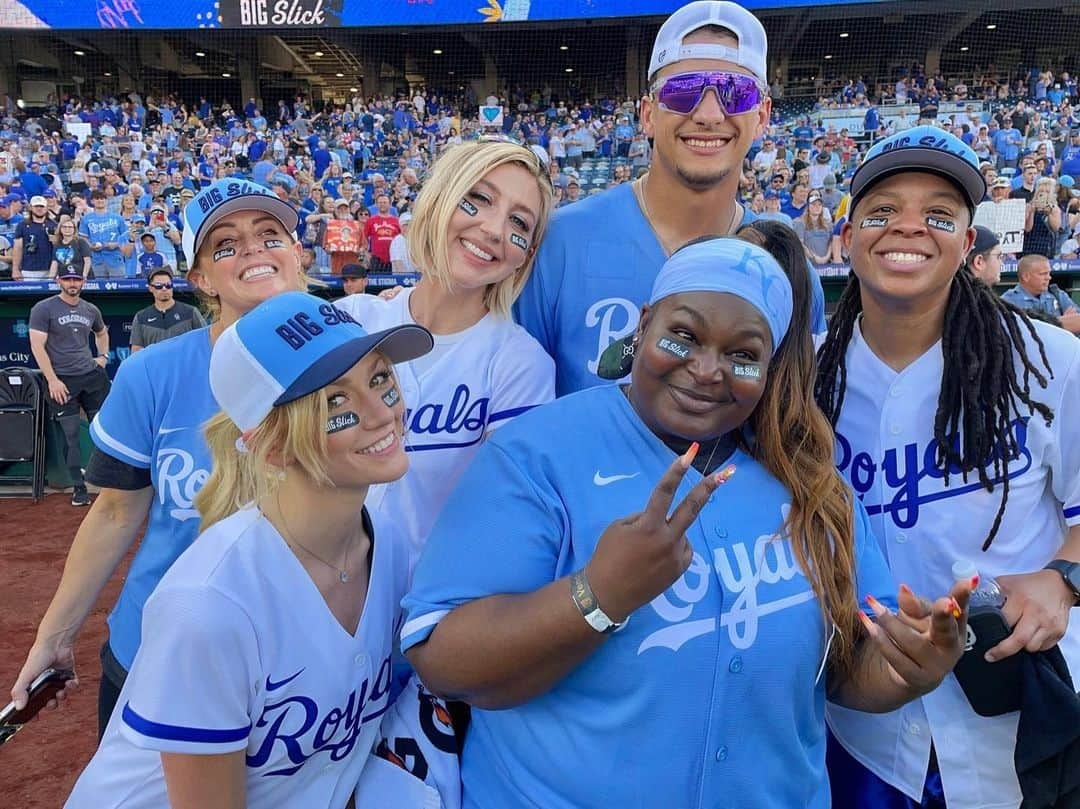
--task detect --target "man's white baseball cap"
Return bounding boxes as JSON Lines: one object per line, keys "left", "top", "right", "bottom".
{"left": 648, "top": 1, "right": 768, "bottom": 82}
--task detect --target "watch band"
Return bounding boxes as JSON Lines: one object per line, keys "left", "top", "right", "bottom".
{"left": 570, "top": 570, "right": 626, "bottom": 634}
{"left": 1045, "top": 560, "right": 1080, "bottom": 604}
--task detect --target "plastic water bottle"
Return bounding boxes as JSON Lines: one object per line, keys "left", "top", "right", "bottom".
{"left": 951, "top": 559, "right": 1021, "bottom": 716}
{"left": 951, "top": 560, "right": 1005, "bottom": 610}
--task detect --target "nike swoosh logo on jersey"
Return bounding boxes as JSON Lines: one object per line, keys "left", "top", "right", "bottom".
{"left": 265, "top": 668, "right": 305, "bottom": 692}
{"left": 146, "top": 317, "right": 157, "bottom": 322}
{"left": 594, "top": 471, "right": 639, "bottom": 486}
{"left": 158, "top": 426, "right": 186, "bottom": 434}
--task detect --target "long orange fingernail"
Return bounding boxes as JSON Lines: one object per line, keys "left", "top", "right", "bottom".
{"left": 949, "top": 598, "right": 961, "bottom": 619}
{"left": 865, "top": 594, "right": 885, "bottom": 614}
{"left": 717, "top": 464, "right": 736, "bottom": 482}
{"left": 899, "top": 583, "right": 913, "bottom": 596}
{"left": 857, "top": 611, "right": 874, "bottom": 633}
{"left": 686, "top": 442, "right": 700, "bottom": 463}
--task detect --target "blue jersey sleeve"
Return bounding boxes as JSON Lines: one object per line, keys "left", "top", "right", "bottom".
{"left": 89, "top": 350, "right": 157, "bottom": 467}
{"left": 809, "top": 266, "right": 827, "bottom": 335}
{"left": 401, "top": 440, "right": 567, "bottom": 652}
{"left": 512, "top": 232, "right": 564, "bottom": 359}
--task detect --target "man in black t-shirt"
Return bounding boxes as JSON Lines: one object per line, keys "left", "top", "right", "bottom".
{"left": 129, "top": 268, "right": 205, "bottom": 351}
{"left": 11, "top": 195, "right": 56, "bottom": 280}
{"left": 28, "top": 270, "right": 111, "bottom": 506}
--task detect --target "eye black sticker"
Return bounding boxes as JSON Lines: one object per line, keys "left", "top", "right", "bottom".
{"left": 860, "top": 217, "right": 888, "bottom": 228}
{"left": 732, "top": 363, "right": 762, "bottom": 379}
{"left": 656, "top": 337, "right": 691, "bottom": 359}
{"left": 509, "top": 233, "right": 529, "bottom": 251}
{"left": 264, "top": 239, "right": 286, "bottom": 249}
{"left": 213, "top": 247, "right": 236, "bottom": 262}
{"left": 926, "top": 217, "right": 956, "bottom": 233}
{"left": 327, "top": 411, "right": 360, "bottom": 434}
{"left": 459, "top": 199, "right": 478, "bottom": 216}
{"left": 381, "top": 386, "right": 401, "bottom": 407}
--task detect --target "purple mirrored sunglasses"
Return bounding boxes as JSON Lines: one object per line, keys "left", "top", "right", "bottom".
{"left": 652, "top": 71, "right": 766, "bottom": 116}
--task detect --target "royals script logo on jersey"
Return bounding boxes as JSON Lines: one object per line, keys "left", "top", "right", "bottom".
{"left": 248, "top": 653, "right": 393, "bottom": 777}
{"left": 835, "top": 417, "right": 1033, "bottom": 529}
{"left": 637, "top": 504, "right": 816, "bottom": 654}
{"left": 156, "top": 443, "right": 211, "bottom": 522}
{"left": 404, "top": 383, "right": 491, "bottom": 447}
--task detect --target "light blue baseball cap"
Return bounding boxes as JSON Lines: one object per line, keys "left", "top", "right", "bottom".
{"left": 210, "top": 291, "right": 433, "bottom": 433}
{"left": 849, "top": 125, "right": 985, "bottom": 212}
{"left": 181, "top": 178, "right": 300, "bottom": 266}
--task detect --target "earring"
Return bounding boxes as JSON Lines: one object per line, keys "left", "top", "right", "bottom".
{"left": 597, "top": 334, "right": 637, "bottom": 380}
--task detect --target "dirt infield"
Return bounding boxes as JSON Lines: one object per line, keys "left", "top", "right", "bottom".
{"left": 0, "top": 492, "right": 134, "bottom": 809}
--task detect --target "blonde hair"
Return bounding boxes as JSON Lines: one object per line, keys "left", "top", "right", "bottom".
{"left": 408, "top": 141, "right": 554, "bottom": 318}
{"left": 195, "top": 390, "right": 330, "bottom": 532}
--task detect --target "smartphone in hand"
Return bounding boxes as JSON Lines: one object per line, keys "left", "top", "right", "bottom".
{"left": 0, "top": 668, "right": 75, "bottom": 746}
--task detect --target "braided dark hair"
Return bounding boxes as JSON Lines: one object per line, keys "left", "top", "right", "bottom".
{"left": 815, "top": 267, "right": 1055, "bottom": 551}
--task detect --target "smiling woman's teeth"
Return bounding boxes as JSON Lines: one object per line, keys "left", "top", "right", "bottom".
{"left": 360, "top": 433, "right": 395, "bottom": 454}
{"left": 241, "top": 265, "right": 276, "bottom": 281}
{"left": 461, "top": 239, "right": 494, "bottom": 261}
{"left": 882, "top": 252, "right": 928, "bottom": 264}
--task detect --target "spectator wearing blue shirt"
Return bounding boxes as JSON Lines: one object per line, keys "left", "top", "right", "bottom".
{"left": 1061, "top": 130, "right": 1080, "bottom": 181}
{"left": 79, "top": 189, "right": 132, "bottom": 278}
{"left": 312, "top": 140, "right": 332, "bottom": 179}
{"left": 782, "top": 182, "right": 810, "bottom": 219}
{"left": 993, "top": 117, "right": 1023, "bottom": 169}
{"left": 135, "top": 232, "right": 165, "bottom": 277}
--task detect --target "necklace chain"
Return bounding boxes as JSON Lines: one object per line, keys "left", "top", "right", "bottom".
{"left": 636, "top": 173, "right": 740, "bottom": 255}
{"left": 275, "top": 491, "right": 353, "bottom": 583}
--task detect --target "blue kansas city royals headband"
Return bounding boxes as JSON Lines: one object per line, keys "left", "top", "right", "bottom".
{"left": 650, "top": 238, "right": 793, "bottom": 353}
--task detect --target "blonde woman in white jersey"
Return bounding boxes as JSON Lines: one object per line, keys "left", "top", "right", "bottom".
{"left": 337, "top": 139, "right": 555, "bottom": 571}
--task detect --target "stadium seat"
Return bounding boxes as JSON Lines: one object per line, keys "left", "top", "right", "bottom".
{"left": 0, "top": 367, "right": 46, "bottom": 502}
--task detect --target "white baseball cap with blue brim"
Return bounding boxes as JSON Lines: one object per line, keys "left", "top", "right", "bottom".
{"left": 648, "top": 0, "right": 768, "bottom": 81}
{"left": 849, "top": 125, "right": 986, "bottom": 213}
{"left": 182, "top": 178, "right": 300, "bottom": 266}
{"left": 211, "top": 291, "right": 433, "bottom": 433}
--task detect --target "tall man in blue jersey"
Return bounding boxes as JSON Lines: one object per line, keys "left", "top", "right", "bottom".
{"left": 515, "top": 0, "right": 825, "bottom": 395}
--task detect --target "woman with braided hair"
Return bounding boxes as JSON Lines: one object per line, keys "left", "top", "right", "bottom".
{"left": 818, "top": 127, "right": 1080, "bottom": 809}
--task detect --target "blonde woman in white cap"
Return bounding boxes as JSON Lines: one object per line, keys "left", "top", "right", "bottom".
{"left": 66, "top": 291, "right": 435, "bottom": 809}
{"left": 10, "top": 179, "right": 313, "bottom": 739}
{"left": 516, "top": 0, "right": 827, "bottom": 397}
{"left": 336, "top": 139, "right": 555, "bottom": 572}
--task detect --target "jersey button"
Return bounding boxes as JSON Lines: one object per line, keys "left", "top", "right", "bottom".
{"left": 889, "top": 424, "right": 902, "bottom": 436}
{"left": 907, "top": 722, "right": 922, "bottom": 736}
{"left": 715, "top": 746, "right": 728, "bottom": 762}
{"left": 895, "top": 531, "right": 907, "bottom": 544}
{"left": 728, "top": 656, "right": 743, "bottom": 673}
{"left": 354, "top": 654, "right": 367, "bottom": 667}
{"left": 890, "top": 387, "right": 903, "bottom": 398}
{"left": 714, "top": 526, "right": 728, "bottom": 539}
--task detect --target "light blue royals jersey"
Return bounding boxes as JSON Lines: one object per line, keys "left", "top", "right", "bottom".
{"left": 89, "top": 327, "right": 217, "bottom": 670}
{"left": 514, "top": 183, "right": 827, "bottom": 396}
{"left": 403, "top": 385, "right": 895, "bottom": 809}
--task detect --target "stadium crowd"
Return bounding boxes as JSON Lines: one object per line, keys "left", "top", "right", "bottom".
{"left": 3, "top": 57, "right": 1080, "bottom": 287}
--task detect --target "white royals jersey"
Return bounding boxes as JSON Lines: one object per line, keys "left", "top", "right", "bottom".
{"left": 337, "top": 289, "right": 554, "bottom": 571}
{"left": 822, "top": 319, "right": 1080, "bottom": 809}
{"left": 66, "top": 505, "right": 408, "bottom": 809}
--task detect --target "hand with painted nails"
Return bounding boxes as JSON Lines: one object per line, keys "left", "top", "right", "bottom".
{"left": 585, "top": 443, "right": 734, "bottom": 624}
{"left": 860, "top": 579, "right": 972, "bottom": 697}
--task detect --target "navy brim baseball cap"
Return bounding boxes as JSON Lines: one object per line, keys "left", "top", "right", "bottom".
{"left": 211, "top": 291, "right": 433, "bottom": 432}
{"left": 849, "top": 125, "right": 985, "bottom": 213}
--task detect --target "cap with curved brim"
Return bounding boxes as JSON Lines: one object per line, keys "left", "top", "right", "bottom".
{"left": 849, "top": 126, "right": 985, "bottom": 212}
{"left": 182, "top": 178, "right": 300, "bottom": 265}
{"left": 275, "top": 324, "right": 433, "bottom": 406}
